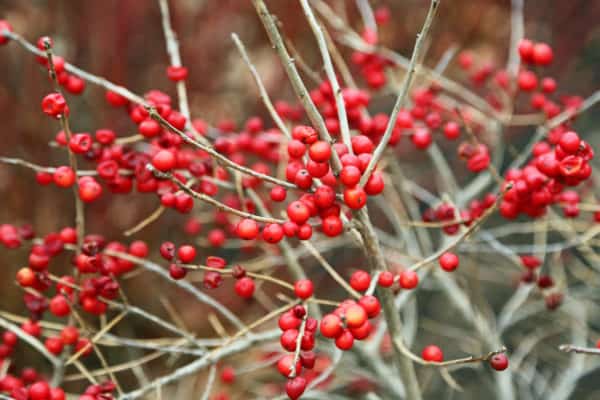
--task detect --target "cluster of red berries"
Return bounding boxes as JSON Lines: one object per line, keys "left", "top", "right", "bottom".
{"left": 500, "top": 129, "right": 593, "bottom": 219}
{"left": 518, "top": 255, "right": 564, "bottom": 310}
{"left": 276, "top": 305, "right": 316, "bottom": 399}
{"left": 349, "top": 7, "right": 392, "bottom": 89}
{"left": 35, "top": 36, "right": 86, "bottom": 95}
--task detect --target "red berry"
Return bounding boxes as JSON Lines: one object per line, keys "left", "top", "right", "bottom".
{"left": 60, "top": 326, "right": 79, "bottom": 345}
{"left": 518, "top": 70, "right": 538, "bottom": 91}
{"left": 320, "top": 314, "right": 343, "bottom": 338}
{"left": 443, "top": 121, "right": 460, "bottom": 140}
{"left": 279, "top": 311, "right": 302, "bottom": 331}
{"left": 287, "top": 139, "right": 306, "bottom": 158}
{"left": 322, "top": 215, "right": 343, "bottom": 237}
{"left": 78, "top": 178, "right": 102, "bottom": 202}
{"left": 262, "top": 223, "right": 284, "bottom": 243}
{"left": 138, "top": 119, "right": 161, "bottom": 137}
{"left": 411, "top": 127, "right": 432, "bottom": 149}
{"left": 28, "top": 381, "right": 51, "bottom": 400}
{"left": 41, "top": 93, "right": 67, "bottom": 117}
{"left": 177, "top": 245, "right": 196, "bottom": 263}
{"left": 358, "top": 295, "right": 381, "bottom": 318}
{"left": 286, "top": 376, "right": 307, "bottom": 400}
{"left": 270, "top": 186, "right": 287, "bottom": 202}
{"left": 439, "top": 252, "right": 459, "bottom": 272}
{"left": 169, "top": 264, "right": 187, "bottom": 280}
{"left": 350, "top": 270, "right": 371, "bottom": 292}
{"left": 166, "top": 65, "right": 188, "bottom": 81}
{"left": 49, "top": 295, "right": 70, "bottom": 317}
{"left": 489, "top": 353, "right": 509, "bottom": 371}
{"left": 399, "top": 270, "right": 419, "bottom": 289}
{"left": 129, "top": 240, "right": 149, "bottom": 258}
{"left": 364, "top": 171, "right": 384, "bottom": 195}
{"left": 45, "top": 336, "right": 64, "bottom": 355}
{"left": 277, "top": 354, "right": 302, "bottom": 377}
{"left": 159, "top": 241, "right": 176, "bottom": 260}
{"left": 152, "top": 150, "right": 177, "bottom": 171}
{"left": 308, "top": 140, "right": 331, "bottom": 162}
{"left": 558, "top": 131, "right": 581, "bottom": 154}
{"left": 0, "top": 20, "right": 13, "bottom": 45}
{"left": 68, "top": 133, "right": 92, "bottom": 154}
{"left": 294, "top": 279, "right": 314, "bottom": 299}
{"left": 280, "top": 329, "right": 299, "bottom": 351}
{"left": 234, "top": 277, "right": 255, "bottom": 299}
{"left": 236, "top": 218, "right": 259, "bottom": 240}
{"left": 287, "top": 201, "right": 311, "bottom": 225}
{"left": 344, "top": 187, "right": 367, "bottom": 210}
{"left": 422, "top": 345, "right": 443, "bottom": 362}
{"left": 340, "top": 165, "right": 361, "bottom": 187}
{"left": 53, "top": 166, "right": 75, "bottom": 187}
{"left": 335, "top": 329, "right": 354, "bottom": 350}
{"left": 532, "top": 42, "right": 553, "bottom": 65}
{"left": 345, "top": 304, "right": 368, "bottom": 328}
{"left": 518, "top": 39, "right": 534, "bottom": 62}
{"left": 378, "top": 271, "right": 394, "bottom": 287}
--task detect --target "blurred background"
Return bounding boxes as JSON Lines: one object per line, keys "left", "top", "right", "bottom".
{"left": 0, "top": 0, "right": 600, "bottom": 398}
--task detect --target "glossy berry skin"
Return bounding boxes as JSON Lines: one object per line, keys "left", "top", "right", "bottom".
{"left": 45, "top": 336, "right": 64, "bottom": 355}
{"left": 359, "top": 295, "right": 381, "bottom": 318}
{"left": 335, "top": 329, "right": 355, "bottom": 350}
{"left": 152, "top": 150, "right": 177, "bottom": 171}
{"left": 320, "top": 314, "right": 343, "bottom": 338}
{"left": 532, "top": 42, "right": 553, "bottom": 65}
{"left": 345, "top": 304, "right": 367, "bottom": 328}
{"left": 344, "top": 187, "right": 367, "bottom": 210}
{"left": 558, "top": 131, "right": 581, "bottom": 154}
{"left": 166, "top": 66, "right": 188, "bottom": 81}
{"left": 422, "top": 345, "right": 443, "bottom": 362}
{"left": 236, "top": 218, "right": 259, "bottom": 240}
{"left": 177, "top": 245, "right": 196, "bottom": 263}
{"left": 443, "top": 121, "right": 460, "bottom": 140}
{"left": 322, "top": 215, "right": 343, "bottom": 237}
{"left": 308, "top": 140, "right": 331, "bottom": 162}
{"left": 60, "top": 326, "right": 79, "bottom": 345}
{"left": 287, "top": 201, "right": 311, "bottom": 225}
{"left": 262, "top": 223, "right": 284, "bottom": 244}
{"left": 489, "top": 353, "right": 509, "bottom": 371}
{"left": 340, "top": 166, "right": 361, "bottom": 187}
{"left": 277, "top": 354, "right": 302, "bottom": 377}
{"left": 399, "top": 270, "right": 419, "bottom": 289}
{"left": 169, "top": 264, "right": 187, "bottom": 280}
{"left": 49, "top": 295, "right": 71, "bottom": 317}
{"left": 279, "top": 311, "right": 302, "bottom": 331}
{"left": 294, "top": 279, "right": 314, "bottom": 299}
{"left": 349, "top": 270, "right": 371, "bottom": 292}
{"left": 138, "top": 119, "right": 161, "bottom": 137}
{"left": 0, "top": 20, "right": 13, "bottom": 45}
{"left": 439, "top": 252, "right": 459, "bottom": 272}
{"left": 270, "top": 186, "right": 287, "bottom": 202}
{"left": 28, "top": 381, "right": 51, "bottom": 400}
{"left": 518, "top": 70, "right": 537, "bottom": 91}
{"left": 411, "top": 128, "right": 432, "bottom": 149}
{"left": 41, "top": 93, "right": 67, "bottom": 117}
{"left": 286, "top": 376, "right": 307, "bottom": 400}
{"left": 378, "top": 271, "right": 394, "bottom": 287}
{"left": 53, "top": 166, "right": 76, "bottom": 187}
{"left": 234, "top": 277, "right": 255, "bottom": 299}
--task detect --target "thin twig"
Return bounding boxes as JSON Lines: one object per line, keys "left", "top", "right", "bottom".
{"left": 359, "top": 0, "right": 440, "bottom": 186}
